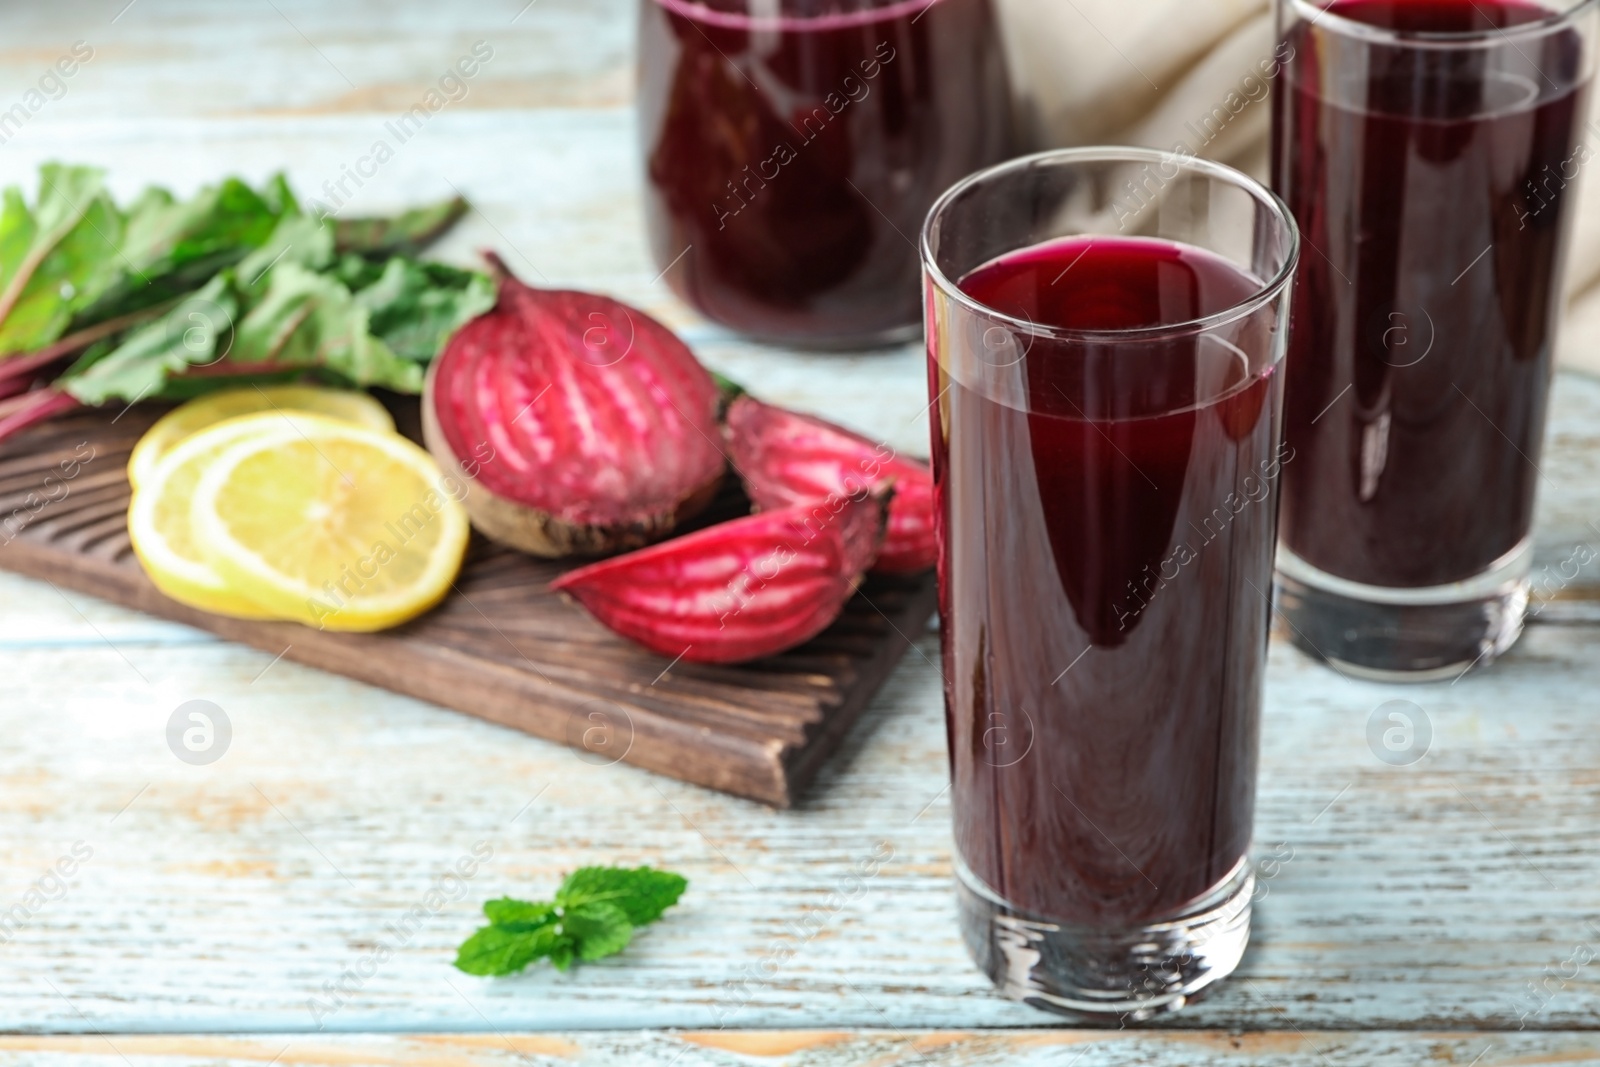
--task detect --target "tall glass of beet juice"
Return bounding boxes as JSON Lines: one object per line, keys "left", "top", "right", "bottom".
{"left": 637, "top": 0, "right": 1013, "bottom": 347}
{"left": 923, "top": 148, "right": 1299, "bottom": 1016}
{"left": 1272, "top": 0, "right": 1598, "bottom": 678}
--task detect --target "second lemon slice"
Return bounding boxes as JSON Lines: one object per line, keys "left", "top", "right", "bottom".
{"left": 190, "top": 413, "right": 469, "bottom": 632}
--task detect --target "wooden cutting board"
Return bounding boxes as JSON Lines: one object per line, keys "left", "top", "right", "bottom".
{"left": 0, "top": 398, "right": 938, "bottom": 807}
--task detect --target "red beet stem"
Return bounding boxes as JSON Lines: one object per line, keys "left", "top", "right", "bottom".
{"left": 0, "top": 303, "right": 174, "bottom": 388}
{"left": 0, "top": 347, "right": 76, "bottom": 387}
{"left": 480, "top": 249, "right": 514, "bottom": 286}
{"left": 0, "top": 374, "right": 38, "bottom": 402}
{"left": 179, "top": 359, "right": 301, "bottom": 379}
{"left": 0, "top": 390, "right": 82, "bottom": 444}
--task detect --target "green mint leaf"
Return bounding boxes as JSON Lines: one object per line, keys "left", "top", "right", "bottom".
{"left": 458, "top": 867, "right": 686, "bottom": 978}
{"left": 547, "top": 937, "right": 577, "bottom": 972}
{"left": 453, "top": 922, "right": 561, "bottom": 977}
{"left": 557, "top": 866, "right": 689, "bottom": 926}
{"left": 562, "top": 901, "right": 633, "bottom": 962}
{"left": 482, "top": 897, "right": 555, "bottom": 929}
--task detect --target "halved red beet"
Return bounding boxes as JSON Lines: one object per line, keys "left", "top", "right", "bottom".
{"left": 724, "top": 394, "right": 936, "bottom": 573}
{"left": 551, "top": 490, "right": 888, "bottom": 664}
{"left": 423, "top": 253, "right": 725, "bottom": 557}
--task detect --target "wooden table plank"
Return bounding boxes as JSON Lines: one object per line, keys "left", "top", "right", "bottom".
{"left": 0, "top": 0, "right": 633, "bottom": 116}
{"left": 0, "top": 1031, "right": 1595, "bottom": 1066}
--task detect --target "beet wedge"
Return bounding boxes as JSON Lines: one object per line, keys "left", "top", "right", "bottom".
{"left": 423, "top": 253, "right": 725, "bottom": 557}
{"left": 551, "top": 490, "right": 888, "bottom": 664}
{"left": 724, "top": 394, "right": 936, "bottom": 573}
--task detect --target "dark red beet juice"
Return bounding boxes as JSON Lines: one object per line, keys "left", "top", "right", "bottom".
{"left": 932, "top": 236, "right": 1285, "bottom": 924}
{"left": 1273, "top": 0, "right": 1589, "bottom": 588}
{"left": 637, "top": 0, "right": 1012, "bottom": 345}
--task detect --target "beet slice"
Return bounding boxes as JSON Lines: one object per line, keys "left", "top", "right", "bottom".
{"left": 724, "top": 394, "right": 936, "bottom": 574}
{"left": 423, "top": 254, "right": 725, "bottom": 557}
{"left": 551, "top": 490, "right": 888, "bottom": 664}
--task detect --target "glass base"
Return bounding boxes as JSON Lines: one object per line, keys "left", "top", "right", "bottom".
{"left": 1274, "top": 543, "right": 1531, "bottom": 682}
{"left": 954, "top": 856, "right": 1253, "bottom": 1020}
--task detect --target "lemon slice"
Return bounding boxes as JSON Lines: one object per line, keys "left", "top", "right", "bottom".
{"left": 128, "top": 414, "right": 314, "bottom": 620}
{"left": 190, "top": 413, "right": 469, "bottom": 632}
{"left": 128, "top": 385, "right": 394, "bottom": 490}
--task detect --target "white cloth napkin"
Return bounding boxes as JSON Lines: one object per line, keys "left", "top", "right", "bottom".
{"left": 996, "top": 0, "right": 1600, "bottom": 375}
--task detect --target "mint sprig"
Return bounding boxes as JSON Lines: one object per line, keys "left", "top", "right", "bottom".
{"left": 454, "top": 866, "right": 687, "bottom": 976}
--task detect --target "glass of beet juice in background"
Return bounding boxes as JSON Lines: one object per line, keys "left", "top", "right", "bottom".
{"left": 1272, "top": 0, "right": 1598, "bottom": 678}
{"left": 923, "top": 148, "right": 1298, "bottom": 1015}
{"left": 637, "top": 0, "right": 1012, "bottom": 347}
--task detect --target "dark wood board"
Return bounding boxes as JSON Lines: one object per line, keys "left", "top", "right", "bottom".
{"left": 0, "top": 400, "right": 938, "bottom": 807}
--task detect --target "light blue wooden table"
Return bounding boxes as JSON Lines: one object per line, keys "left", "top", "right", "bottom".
{"left": 0, "top": 2, "right": 1598, "bottom": 1063}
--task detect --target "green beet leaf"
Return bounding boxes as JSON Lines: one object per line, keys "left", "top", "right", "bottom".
{"left": 0, "top": 164, "right": 482, "bottom": 425}
{"left": 60, "top": 248, "right": 490, "bottom": 404}
{"left": 61, "top": 274, "right": 238, "bottom": 406}
{"left": 234, "top": 262, "right": 423, "bottom": 391}
{"left": 120, "top": 176, "right": 282, "bottom": 278}
{"left": 230, "top": 251, "right": 490, "bottom": 393}
{"left": 236, "top": 213, "right": 336, "bottom": 291}
{"left": 347, "top": 256, "right": 495, "bottom": 363}
{"left": 0, "top": 187, "right": 122, "bottom": 355}
{"left": 67, "top": 172, "right": 295, "bottom": 330}
{"left": 0, "top": 164, "right": 123, "bottom": 354}
{"left": 332, "top": 196, "right": 468, "bottom": 257}
{"left": 258, "top": 172, "right": 299, "bottom": 219}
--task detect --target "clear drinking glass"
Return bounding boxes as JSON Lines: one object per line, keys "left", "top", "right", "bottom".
{"left": 635, "top": 0, "right": 1013, "bottom": 348}
{"left": 922, "top": 147, "right": 1299, "bottom": 1017}
{"left": 1271, "top": 0, "right": 1599, "bottom": 678}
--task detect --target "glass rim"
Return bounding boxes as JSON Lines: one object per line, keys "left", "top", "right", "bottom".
{"left": 920, "top": 146, "right": 1301, "bottom": 345}
{"left": 1285, "top": 0, "right": 1600, "bottom": 47}
{"left": 650, "top": 0, "right": 936, "bottom": 30}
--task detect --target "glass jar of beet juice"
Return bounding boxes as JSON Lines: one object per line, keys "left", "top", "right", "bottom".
{"left": 636, "top": 0, "right": 1013, "bottom": 347}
